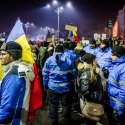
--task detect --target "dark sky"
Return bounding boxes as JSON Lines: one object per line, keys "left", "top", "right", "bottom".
{"left": 0, "top": 0, "right": 125, "bottom": 36}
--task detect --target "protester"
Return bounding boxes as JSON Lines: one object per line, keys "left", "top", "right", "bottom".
{"left": 77, "top": 53, "right": 105, "bottom": 125}
{"left": 63, "top": 42, "right": 77, "bottom": 63}
{"left": 96, "top": 39, "right": 112, "bottom": 69}
{"left": 42, "top": 44, "right": 76, "bottom": 125}
{"left": 30, "top": 44, "right": 38, "bottom": 61}
{"left": 74, "top": 42, "right": 84, "bottom": 56}
{"left": 0, "top": 41, "right": 34, "bottom": 125}
{"left": 83, "top": 39, "right": 99, "bottom": 55}
{"left": 106, "top": 46, "right": 125, "bottom": 125}
{"left": 37, "top": 41, "right": 49, "bottom": 71}
{"left": 75, "top": 49, "right": 86, "bottom": 68}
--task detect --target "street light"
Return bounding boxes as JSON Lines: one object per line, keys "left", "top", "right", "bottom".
{"left": 53, "top": 0, "right": 58, "bottom": 5}
{"left": 67, "top": 2, "right": 72, "bottom": 8}
{"left": 46, "top": 4, "right": 50, "bottom": 8}
{"left": 55, "top": 6, "right": 63, "bottom": 42}
{"left": 55, "top": 1, "right": 72, "bottom": 42}
{"left": 24, "top": 22, "right": 34, "bottom": 36}
{"left": 46, "top": 1, "right": 72, "bottom": 42}
{"left": 25, "top": 22, "right": 30, "bottom": 35}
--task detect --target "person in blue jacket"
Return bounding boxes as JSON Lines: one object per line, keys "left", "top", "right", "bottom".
{"left": 0, "top": 41, "right": 34, "bottom": 125}
{"left": 107, "top": 46, "right": 125, "bottom": 125}
{"left": 42, "top": 44, "right": 76, "bottom": 125}
{"left": 63, "top": 42, "right": 77, "bottom": 64}
{"left": 96, "top": 39, "right": 112, "bottom": 69}
{"left": 84, "top": 39, "right": 100, "bottom": 55}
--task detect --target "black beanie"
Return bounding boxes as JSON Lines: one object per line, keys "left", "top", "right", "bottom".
{"left": 0, "top": 41, "right": 22, "bottom": 60}
{"left": 89, "top": 39, "right": 96, "bottom": 44}
{"left": 101, "top": 39, "right": 109, "bottom": 47}
{"left": 63, "top": 42, "right": 69, "bottom": 49}
{"left": 111, "top": 46, "right": 125, "bottom": 57}
{"left": 55, "top": 44, "right": 64, "bottom": 53}
{"left": 83, "top": 53, "right": 96, "bottom": 64}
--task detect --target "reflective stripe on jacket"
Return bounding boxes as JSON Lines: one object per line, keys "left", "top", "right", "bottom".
{"left": 42, "top": 52, "right": 76, "bottom": 93}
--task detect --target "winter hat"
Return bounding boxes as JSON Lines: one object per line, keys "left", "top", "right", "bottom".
{"left": 0, "top": 41, "right": 22, "bottom": 60}
{"left": 89, "top": 39, "right": 96, "bottom": 44}
{"left": 101, "top": 39, "right": 109, "bottom": 47}
{"left": 63, "top": 42, "right": 69, "bottom": 49}
{"left": 82, "top": 53, "right": 96, "bottom": 64}
{"left": 111, "top": 46, "right": 125, "bottom": 57}
{"left": 55, "top": 44, "right": 64, "bottom": 52}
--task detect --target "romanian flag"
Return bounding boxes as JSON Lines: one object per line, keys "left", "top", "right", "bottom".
{"left": 68, "top": 30, "right": 79, "bottom": 43}
{"left": 6, "top": 17, "right": 43, "bottom": 121}
{"left": 112, "top": 20, "right": 118, "bottom": 37}
{"left": 68, "top": 30, "right": 73, "bottom": 42}
{"left": 73, "top": 31, "right": 79, "bottom": 43}
{"left": 0, "top": 63, "right": 4, "bottom": 80}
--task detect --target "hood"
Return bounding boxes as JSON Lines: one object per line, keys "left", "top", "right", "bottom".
{"left": 18, "top": 61, "right": 35, "bottom": 82}
{"left": 77, "top": 62, "right": 90, "bottom": 70}
{"left": 53, "top": 52, "right": 65, "bottom": 63}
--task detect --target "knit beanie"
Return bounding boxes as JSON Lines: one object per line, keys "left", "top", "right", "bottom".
{"left": 0, "top": 41, "right": 22, "bottom": 60}
{"left": 101, "top": 39, "right": 109, "bottom": 47}
{"left": 82, "top": 53, "right": 96, "bottom": 64}
{"left": 111, "top": 46, "right": 125, "bottom": 57}
{"left": 63, "top": 42, "right": 69, "bottom": 49}
{"left": 55, "top": 44, "right": 64, "bottom": 53}
{"left": 89, "top": 39, "right": 96, "bottom": 44}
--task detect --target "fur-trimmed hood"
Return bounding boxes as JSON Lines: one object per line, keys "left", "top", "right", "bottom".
{"left": 77, "top": 62, "right": 90, "bottom": 70}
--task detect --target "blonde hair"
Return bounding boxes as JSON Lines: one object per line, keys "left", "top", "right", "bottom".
{"left": 90, "top": 60, "right": 97, "bottom": 82}
{"left": 78, "top": 60, "right": 97, "bottom": 82}
{"left": 75, "top": 42, "right": 83, "bottom": 50}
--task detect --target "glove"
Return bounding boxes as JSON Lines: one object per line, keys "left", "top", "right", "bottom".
{"left": 112, "top": 109, "right": 121, "bottom": 122}
{"left": 102, "top": 67, "right": 109, "bottom": 79}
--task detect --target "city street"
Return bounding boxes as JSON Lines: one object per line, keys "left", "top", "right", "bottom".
{"left": 28, "top": 102, "right": 109, "bottom": 125}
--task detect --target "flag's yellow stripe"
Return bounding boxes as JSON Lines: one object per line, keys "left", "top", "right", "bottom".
{"left": 0, "top": 63, "right": 4, "bottom": 80}
{"left": 15, "top": 35, "right": 35, "bottom": 64}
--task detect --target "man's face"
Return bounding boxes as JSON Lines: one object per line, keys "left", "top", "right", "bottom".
{"left": 0, "top": 51, "right": 13, "bottom": 65}
{"left": 111, "top": 53, "right": 118, "bottom": 60}
{"left": 100, "top": 43, "right": 106, "bottom": 49}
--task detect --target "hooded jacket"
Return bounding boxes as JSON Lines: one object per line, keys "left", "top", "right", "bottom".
{"left": 96, "top": 47, "right": 112, "bottom": 69}
{"left": 108, "top": 56, "right": 125, "bottom": 115}
{"left": 0, "top": 60, "right": 34, "bottom": 125}
{"left": 64, "top": 49, "right": 77, "bottom": 63}
{"left": 42, "top": 52, "right": 76, "bottom": 93}
{"left": 84, "top": 45, "right": 100, "bottom": 55}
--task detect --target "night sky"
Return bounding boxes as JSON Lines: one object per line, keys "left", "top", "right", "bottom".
{"left": 0, "top": 0, "right": 125, "bottom": 36}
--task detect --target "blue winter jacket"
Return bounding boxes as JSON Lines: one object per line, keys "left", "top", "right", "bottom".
{"left": 42, "top": 52, "right": 76, "bottom": 93}
{"left": 84, "top": 45, "right": 100, "bottom": 55}
{"left": 108, "top": 56, "right": 125, "bottom": 115}
{"left": 64, "top": 49, "right": 77, "bottom": 62}
{"left": 0, "top": 61, "right": 34, "bottom": 125}
{"left": 96, "top": 47, "right": 111, "bottom": 69}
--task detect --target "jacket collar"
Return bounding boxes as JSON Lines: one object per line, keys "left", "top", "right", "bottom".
{"left": 2, "top": 59, "right": 22, "bottom": 73}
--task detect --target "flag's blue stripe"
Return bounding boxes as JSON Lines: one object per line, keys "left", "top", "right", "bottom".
{"left": 6, "top": 18, "right": 25, "bottom": 42}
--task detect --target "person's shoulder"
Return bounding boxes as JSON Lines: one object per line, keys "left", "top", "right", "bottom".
{"left": 7, "top": 65, "right": 19, "bottom": 76}
{"left": 3, "top": 65, "right": 20, "bottom": 83}
{"left": 44, "top": 55, "right": 55, "bottom": 64}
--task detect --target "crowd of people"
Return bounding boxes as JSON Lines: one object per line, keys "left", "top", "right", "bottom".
{"left": 0, "top": 36, "right": 125, "bottom": 125}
